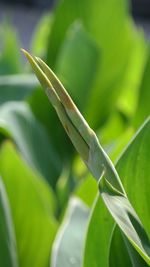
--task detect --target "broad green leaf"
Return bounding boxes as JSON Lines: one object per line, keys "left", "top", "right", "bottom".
{"left": 47, "top": 0, "right": 129, "bottom": 67}
{"left": 0, "top": 24, "right": 21, "bottom": 74}
{"left": 28, "top": 87, "right": 74, "bottom": 161}
{"left": 117, "top": 117, "right": 150, "bottom": 238}
{"left": 97, "top": 111, "right": 134, "bottom": 161}
{"left": 134, "top": 50, "right": 150, "bottom": 128}
{"left": 99, "top": 112, "right": 127, "bottom": 145}
{"left": 31, "top": 13, "right": 53, "bottom": 57}
{"left": 0, "top": 101, "right": 61, "bottom": 186}
{"left": 0, "top": 142, "right": 57, "bottom": 267}
{"left": 0, "top": 74, "right": 37, "bottom": 105}
{"left": 23, "top": 50, "right": 150, "bottom": 264}
{"left": 109, "top": 226, "right": 132, "bottom": 267}
{"left": 55, "top": 21, "right": 99, "bottom": 111}
{"left": 84, "top": 195, "right": 114, "bottom": 267}
{"left": 74, "top": 174, "right": 97, "bottom": 207}
{"left": 84, "top": 118, "right": 150, "bottom": 266}
{"left": 109, "top": 226, "right": 149, "bottom": 267}
{"left": 55, "top": 167, "right": 71, "bottom": 216}
{"left": 51, "top": 198, "right": 89, "bottom": 267}
{"left": 0, "top": 177, "right": 18, "bottom": 267}
{"left": 46, "top": 0, "right": 142, "bottom": 128}
{"left": 117, "top": 30, "right": 147, "bottom": 118}
{"left": 107, "top": 128, "right": 134, "bottom": 162}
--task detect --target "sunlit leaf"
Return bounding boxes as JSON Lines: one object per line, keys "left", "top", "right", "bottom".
{"left": 0, "top": 142, "right": 57, "bottom": 267}
{"left": 0, "top": 177, "right": 18, "bottom": 267}
{"left": 51, "top": 198, "right": 89, "bottom": 267}
{"left": 0, "top": 24, "right": 21, "bottom": 74}
{"left": 134, "top": 50, "right": 150, "bottom": 128}
{"left": 46, "top": 0, "right": 143, "bottom": 128}
{"left": 23, "top": 50, "right": 150, "bottom": 265}
{"left": 55, "top": 21, "right": 99, "bottom": 112}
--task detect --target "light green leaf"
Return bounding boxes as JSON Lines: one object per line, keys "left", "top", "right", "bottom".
{"left": 0, "top": 24, "right": 21, "bottom": 74}
{"left": 74, "top": 174, "right": 97, "bottom": 207}
{"left": 117, "top": 30, "right": 147, "bottom": 118}
{"left": 117, "top": 117, "right": 150, "bottom": 236}
{"left": 31, "top": 13, "right": 53, "bottom": 57}
{"left": 0, "top": 177, "right": 18, "bottom": 267}
{"left": 134, "top": 50, "right": 150, "bottom": 128}
{"left": 51, "top": 198, "right": 89, "bottom": 267}
{"left": 83, "top": 195, "right": 114, "bottom": 267}
{"left": 55, "top": 21, "right": 99, "bottom": 112}
{"left": 84, "top": 117, "right": 150, "bottom": 266}
{"left": 46, "top": 0, "right": 142, "bottom": 128}
{"left": 0, "top": 142, "right": 57, "bottom": 267}
{"left": 23, "top": 50, "right": 150, "bottom": 265}
{"left": 117, "top": 118, "right": 150, "bottom": 237}
{"left": 0, "top": 101, "right": 61, "bottom": 186}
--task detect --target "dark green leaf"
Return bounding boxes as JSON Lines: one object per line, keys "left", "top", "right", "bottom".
{"left": 109, "top": 226, "right": 132, "bottom": 267}
{"left": 0, "top": 74, "right": 37, "bottom": 105}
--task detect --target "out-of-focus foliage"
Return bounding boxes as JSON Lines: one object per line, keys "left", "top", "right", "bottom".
{"left": 0, "top": 0, "right": 150, "bottom": 266}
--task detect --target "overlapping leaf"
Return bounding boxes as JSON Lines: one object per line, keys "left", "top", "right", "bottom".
{"left": 23, "top": 50, "right": 150, "bottom": 265}
{"left": 55, "top": 21, "right": 99, "bottom": 112}
{"left": 0, "top": 101, "right": 61, "bottom": 186}
{"left": 0, "top": 74, "right": 37, "bottom": 105}
{"left": 46, "top": 0, "right": 145, "bottom": 128}
{"left": 84, "top": 117, "right": 150, "bottom": 266}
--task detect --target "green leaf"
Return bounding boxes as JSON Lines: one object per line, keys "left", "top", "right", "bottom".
{"left": 134, "top": 49, "right": 150, "bottom": 128}
{"left": 0, "top": 74, "right": 37, "bottom": 105}
{"left": 23, "top": 50, "right": 150, "bottom": 265}
{"left": 84, "top": 118, "right": 150, "bottom": 266}
{"left": 0, "top": 177, "right": 18, "bottom": 267}
{"left": 28, "top": 87, "right": 74, "bottom": 162}
{"left": 117, "top": 117, "right": 150, "bottom": 237}
{"left": 109, "top": 226, "right": 149, "bottom": 267}
{"left": 55, "top": 21, "right": 99, "bottom": 112}
{"left": 0, "top": 142, "right": 57, "bottom": 267}
{"left": 51, "top": 198, "right": 89, "bottom": 267}
{"left": 31, "top": 13, "right": 53, "bottom": 57}
{"left": 0, "top": 24, "right": 21, "bottom": 74}
{"left": 0, "top": 102, "right": 61, "bottom": 186}
{"left": 46, "top": 0, "right": 142, "bottom": 128}
{"left": 74, "top": 174, "right": 97, "bottom": 207}
{"left": 109, "top": 226, "right": 132, "bottom": 267}
{"left": 47, "top": 0, "right": 129, "bottom": 67}
{"left": 83, "top": 195, "right": 114, "bottom": 267}
{"left": 117, "top": 31, "right": 147, "bottom": 118}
